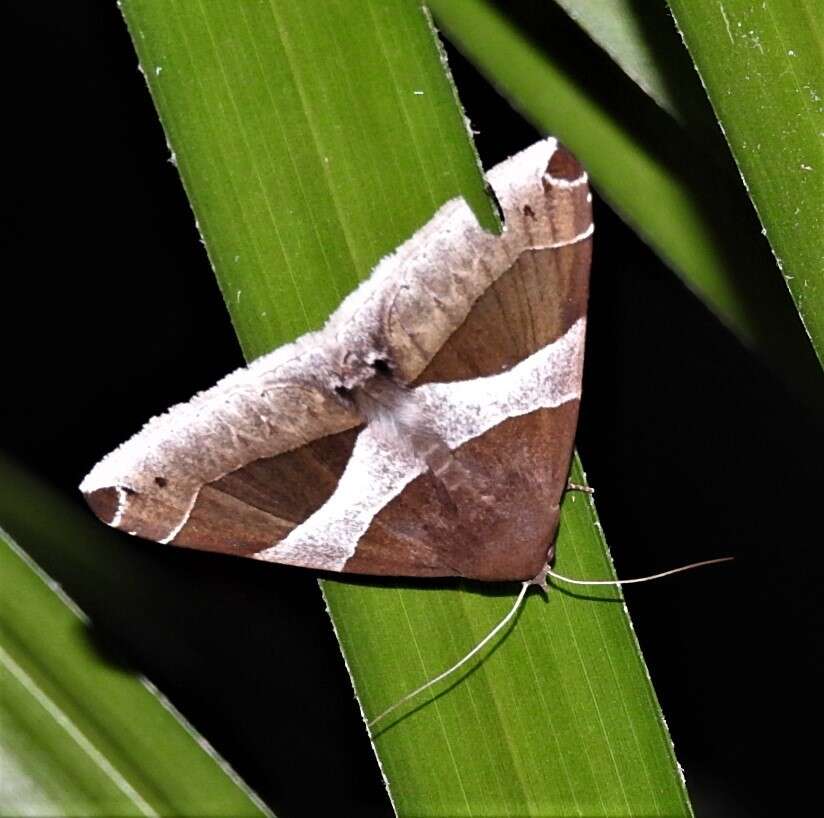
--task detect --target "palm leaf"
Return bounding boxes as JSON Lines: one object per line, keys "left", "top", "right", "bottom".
{"left": 668, "top": 0, "right": 824, "bottom": 365}
{"left": 0, "top": 515, "right": 269, "bottom": 817}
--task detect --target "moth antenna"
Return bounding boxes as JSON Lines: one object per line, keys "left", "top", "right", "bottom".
{"left": 367, "top": 580, "right": 532, "bottom": 729}
{"left": 367, "top": 558, "right": 731, "bottom": 728}
{"left": 546, "top": 556, "right": 734, "bottom": 587}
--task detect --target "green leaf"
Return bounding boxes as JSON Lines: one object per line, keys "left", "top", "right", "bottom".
{"left": 429, "top": 0, "right": 822, "bottom": 398}
{"left": 552, "top": 0, "right": 717, "bottom": 136}
{"left": 120, "top": 0, "right": 691, "bottom": 814}
{"left": 0, "top": 521, "right": 269, "bottom": 817}
{"left": 667, "top": 0, "right": 824, "bottom": 365}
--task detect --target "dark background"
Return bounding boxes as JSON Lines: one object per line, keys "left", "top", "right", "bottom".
{"left": 3, "top": 3, "right": 823, "bottom": 817}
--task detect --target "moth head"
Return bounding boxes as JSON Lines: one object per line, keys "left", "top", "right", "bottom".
{"left": 335, "top": 348, "right": 395, "bottom": 393}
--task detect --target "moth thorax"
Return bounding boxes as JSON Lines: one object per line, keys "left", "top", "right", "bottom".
{"left": 352, "top": 373, "right": 423, "bottom": 437}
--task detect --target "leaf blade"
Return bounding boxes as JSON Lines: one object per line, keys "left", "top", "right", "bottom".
{"left": 552, "top": 0, "right": 716, "bottom": 135}
{"left": 0, "top": 521, "right": 269, "bottom": 818}
{"left": 668, "top": 0, "right": 824, "bottom": 365}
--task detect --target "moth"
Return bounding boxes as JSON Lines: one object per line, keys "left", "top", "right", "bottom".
{"left": 81, "top": 138, "right": 593, "bottom": 585}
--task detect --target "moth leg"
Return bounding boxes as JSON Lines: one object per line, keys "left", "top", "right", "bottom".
{"left": 529, "top": 542, "right": 557, "bottom": 594}
{"left": 529, "top": 564, "right": 551, "bottom": 593}
{"left": 565, "top": 481, "right": 594, "bottom": 494}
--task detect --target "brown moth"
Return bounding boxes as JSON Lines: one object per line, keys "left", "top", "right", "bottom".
{"left": 81, "top": 138, "right": 592, "bottom": 584}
